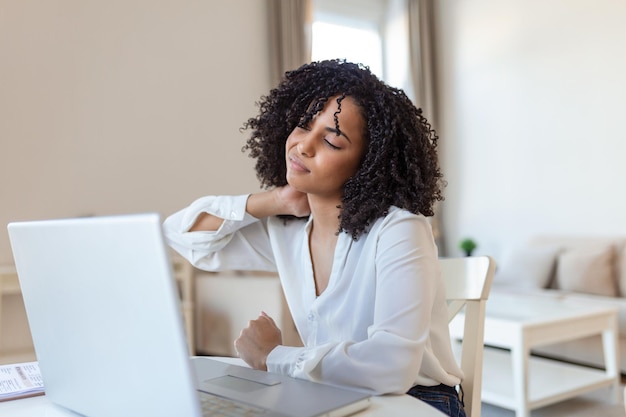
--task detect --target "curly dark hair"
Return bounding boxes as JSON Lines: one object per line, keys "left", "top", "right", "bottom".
{"left": 242, "top": 59, "right": 444, "bottom": 240}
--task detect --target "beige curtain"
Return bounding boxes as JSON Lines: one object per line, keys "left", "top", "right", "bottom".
{"left": 267, "top": 0, "right": 313, "bottom": 87}
{"left": 408, "top": 0, "right": 437, "bottom": 127}
{"left": 407, "top": 0, "right": 445, "bottom": 253}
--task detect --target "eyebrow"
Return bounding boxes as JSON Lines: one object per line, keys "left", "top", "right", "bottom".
{"left": 325, "top": 126, "right": 352, "bottom": 143}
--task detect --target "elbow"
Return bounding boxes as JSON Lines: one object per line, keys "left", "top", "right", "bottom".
{"left": 368, "top": 376, "right": 415, "bottom": 396}
{"left": 366, "top": 361, "right": 420, "bottom": 395}
{"left": 386, "top": 374, "right": 418, "bottom": 395}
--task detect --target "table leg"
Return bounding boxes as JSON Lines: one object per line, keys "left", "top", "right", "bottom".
{"left": 511, "top": 338, "right": 530, "bottom": 417}
{"left": 601, "top": 317, "right": 620, "bottom": 404}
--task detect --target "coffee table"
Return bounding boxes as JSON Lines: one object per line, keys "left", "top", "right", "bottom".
{"left": 449, "top": 291, "right": 620, "bottom": 417}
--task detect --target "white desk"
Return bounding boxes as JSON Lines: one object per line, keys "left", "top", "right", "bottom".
{"left": 0, "top": 356, "right": 446, "bottom": 416}
{"left": 0, "top": 392, "right": 445, "bottom": 416}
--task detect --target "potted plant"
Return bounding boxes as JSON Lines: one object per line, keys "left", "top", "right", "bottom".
{"left": 459, "top": 238, "right": 477, "bottom": 257}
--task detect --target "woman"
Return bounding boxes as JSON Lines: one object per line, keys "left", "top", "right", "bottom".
{"left": 163, "top": 59, "right": 465, "bottom": 416}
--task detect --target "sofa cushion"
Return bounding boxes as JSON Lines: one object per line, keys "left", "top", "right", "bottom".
{"left": 556, "top": 244, "right": 618, "bottom": 297}
{"left": 530, "top": 236, "right": 626, "bottom": 296}
{"left": 494, "top": 245, "right": 561, "bottom": 289}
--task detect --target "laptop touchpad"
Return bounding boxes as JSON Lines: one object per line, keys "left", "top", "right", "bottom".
{"left": 203, "top": 375, "right": 278, "bottom": 393}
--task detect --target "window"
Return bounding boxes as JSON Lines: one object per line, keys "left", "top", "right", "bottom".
{"left": 311, "top": 21, "right": 384, "bottom": 79}
{"left": 310, "top": 0, "right": 413, "bottom": 99}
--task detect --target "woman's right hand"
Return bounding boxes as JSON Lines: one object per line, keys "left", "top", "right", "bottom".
{"left": 274, "top": 185, "right": 310, "bottom": 217}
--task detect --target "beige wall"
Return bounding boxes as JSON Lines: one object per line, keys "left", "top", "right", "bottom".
{"left": 436, "top": 0, "right": 626, "bottom": 258}
{"left": 0, "top": 1, "right": 270, "bottom": 264}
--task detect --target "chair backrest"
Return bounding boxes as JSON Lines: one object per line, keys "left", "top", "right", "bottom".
{"left": 441, "top": 256, "right": 496, "bottom": 417}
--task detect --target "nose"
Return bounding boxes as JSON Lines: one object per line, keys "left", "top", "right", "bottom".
{"left": 297, "top": 134, "right": 314, "bottom": 157}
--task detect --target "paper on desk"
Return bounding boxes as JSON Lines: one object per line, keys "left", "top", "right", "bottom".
{"left": 0, "top": 361, "right": 44, "bottom": 401}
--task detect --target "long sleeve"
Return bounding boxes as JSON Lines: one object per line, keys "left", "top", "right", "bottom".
{"left": 162, "top": 195, "right": 277, "bottom": 272}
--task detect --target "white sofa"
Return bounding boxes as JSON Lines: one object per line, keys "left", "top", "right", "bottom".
{"left": 491, "top": 236, "right": 626, "bottom": 374}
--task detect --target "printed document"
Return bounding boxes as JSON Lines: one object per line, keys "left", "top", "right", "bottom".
{"left": 0, "top": 361, "right": 44, "bottom": 401}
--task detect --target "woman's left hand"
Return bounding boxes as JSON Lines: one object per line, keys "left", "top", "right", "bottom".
{"left": 234, "top": 311, "right": 282, "bottom": 370}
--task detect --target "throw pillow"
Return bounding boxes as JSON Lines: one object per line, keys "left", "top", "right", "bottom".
{"left": 556, "top": 244, "right": 617, "bottom": 296}
{"left": 494, "top": 245, "right": 561, "bottom": 289}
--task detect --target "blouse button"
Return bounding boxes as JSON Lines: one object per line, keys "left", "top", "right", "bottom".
{"left": 296, "top": 358, "right": 303, "bottom": 369}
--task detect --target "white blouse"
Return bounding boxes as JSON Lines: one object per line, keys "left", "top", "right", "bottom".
{"left": 163, "top": 195, "right": 463, "bottom": 395}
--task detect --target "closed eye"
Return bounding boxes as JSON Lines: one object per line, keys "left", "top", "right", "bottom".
{"left": 324, "top": 139, "right": 341, "bottom": 150}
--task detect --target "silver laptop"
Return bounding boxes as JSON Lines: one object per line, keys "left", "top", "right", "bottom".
{"left": 7, "top": 213, "right": 371, "bottom": 417}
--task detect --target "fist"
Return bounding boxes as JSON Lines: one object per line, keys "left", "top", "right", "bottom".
{"left": 234, "top": 311, "right": 282, "bottom": 370}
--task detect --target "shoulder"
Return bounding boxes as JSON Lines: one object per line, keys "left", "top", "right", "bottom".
{"left": 361, "top": 207, "right": 439, "bottom": 264}
{"left": 372, "top": 206, "right": 433, "bottom": 234}
{"left": 368, "top": 207, "right": 437, "bottom": 249}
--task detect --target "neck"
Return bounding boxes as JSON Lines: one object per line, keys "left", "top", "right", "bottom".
{"left": 307, "top": 194, "right": 342, "bottom": 237}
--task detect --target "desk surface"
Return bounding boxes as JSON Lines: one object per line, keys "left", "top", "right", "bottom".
{"left": 0, "top": 356, "right": 445, "bottom": 417}
{"left": 0, "top": 392, "right": 445, "bottom": 416}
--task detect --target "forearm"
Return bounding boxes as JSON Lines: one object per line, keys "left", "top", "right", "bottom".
{"left": 266, "top": 336, "right": 422, "bottom": 395}
{"left": 245, "top": 190, "right": 284, "bottom": 219}
{"left": 189, "top": 212, "right": 223, "bottom": 231}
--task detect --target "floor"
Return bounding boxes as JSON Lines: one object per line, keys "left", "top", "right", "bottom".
{"left": 481, "top": 385, "right": 625, "bottom": 417}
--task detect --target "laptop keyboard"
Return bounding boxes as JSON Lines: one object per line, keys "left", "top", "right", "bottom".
{"left": 199, "top": 391, "right": 267, "bottom": 416}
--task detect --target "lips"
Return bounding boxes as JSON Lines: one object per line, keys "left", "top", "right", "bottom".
{"left": 288, "top": 155, "right": 310, "bottom": 173}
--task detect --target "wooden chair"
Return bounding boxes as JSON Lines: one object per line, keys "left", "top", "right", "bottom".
{"left": 441, "top": 256, "right": 496, "bottom": 417}
{"left": 171, "top": 253, "right": 195, "bottom": 355}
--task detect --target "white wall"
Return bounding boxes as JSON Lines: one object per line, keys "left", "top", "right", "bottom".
{"left": 436, "top": 0, "right": 626, "bottom": 259}
{"left": 4, "top": 0, "right": 626, "bottom": 268}
{"left": 0, "top": 1, "right": 271, "bottom": 264}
